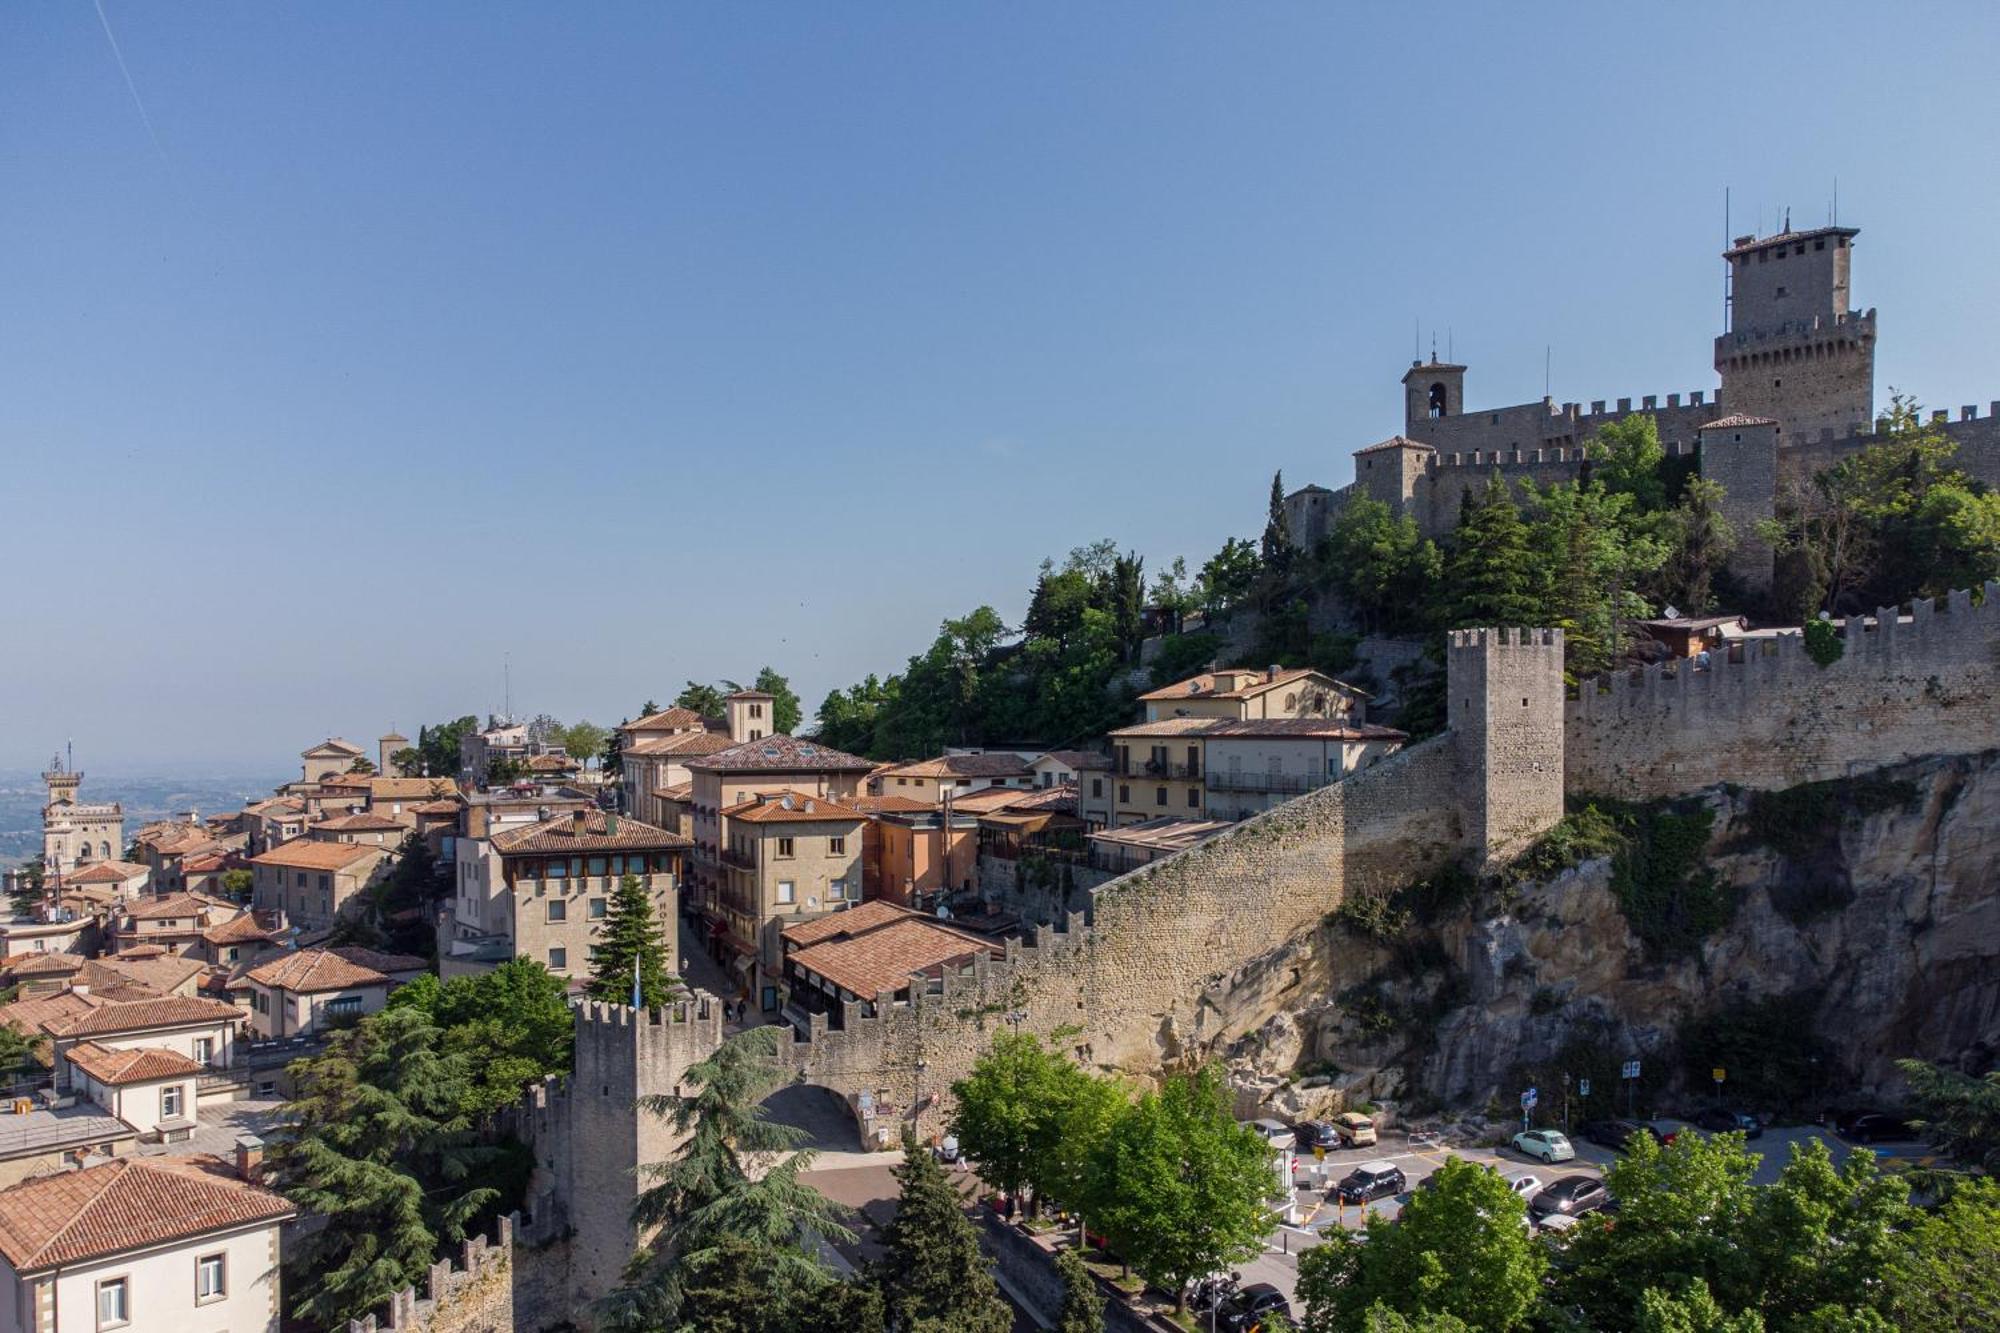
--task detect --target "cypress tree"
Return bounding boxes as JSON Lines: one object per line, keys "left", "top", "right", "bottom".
{"left": 1443, "top": 476, "right": 1541, "bottom": 629}
{"left": 874, "top": 1129, "right": 1013, "bottom": 1333}
{"left": 587, "top": 872, "right": 675, "bottom": 1006}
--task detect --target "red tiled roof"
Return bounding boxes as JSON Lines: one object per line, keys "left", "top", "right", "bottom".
{"left": 780, "top": 899, "right": 916, "bottom": 948}
{"left": 847, "top": 795, "right": 937, "bottom": 815}
{"left": 244, "top": 946, "right": 425, "bottom": 994}
{"left": 1353, "top": 434, "right": 1436, "bottom": 456}
{"left": 721, "top": 791, "right": 869, "bottom": 825}
{"left": 622, "top": 708, "right": 708, "bottom": 733}
{"left": 43, "top": 995, "right": 244, "bottom": 1039}
{"left": 251, "top": 840, "right": 382, "bottom": 872}
{"left": 491, "top": 809, "right": 691, "bottom": 855}
{"left": 202, "top": 911, "right": 285, "bottom": 946}
{"left": 1035, "top": 750, "right": 1113, "bottom": 771}
{"left": 625, "top": 731, "right": 737, "bottom": 758}
{"left": 874, "top": 753, "right": 1032, "bottom": 780}
{"left": 786, "top": 917, "right": 1002, "bottom": 999}
{"left": 1137, "top": 667, "right": 1360, "bottom": 703}
{"left": 0, "top": 953, "right": 85, "bottom": 979}
{"left": 64, "top": 1041, "right": 202, "bottom": 1087}
{"left": 313, "top": 812, "right": 406, "bottom": 832}
{"left": 686, "top": 735, "right": 875, "bottom": 775}
{"left": 124, "top": 891, "right": 229, "bottom": 921}
{"left": 0, "top": 1156, "right": 294, "bottom": 1272}
{"left": 63, "top": 860, "right": 149, "bottom": 885}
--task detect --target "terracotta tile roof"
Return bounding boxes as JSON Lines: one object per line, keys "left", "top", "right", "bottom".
{"left": 874, "top": 753, "right": 1032, "bottom": 780}
{"left": 1353, "top": 434, "right": 1436, "bottom": 455}
{"left": 362, "top": 777, "right": 462, "bottom": 801}
{"left": 1702, "top": 413, "right": 1779, "bottom": 429}
{"left": 313, "top": 812, "right": 407, "bottom": 832}
{"left": 64, "top": 1041, "right": 202, "bottom": 1087}
{"left": 251, "top": 840, "right": 382, "bottom": 872}
{"left": 622, "top": 708, "right": 708, "bottom": 733}
{"left": 525, "top": 753, "right": 580, "bottom": 772}
{"left": 62, "top": 860, "right": 149, "bottom": 885}
{"left": 305, "top": 738, "right": 367, "bottom": 756}
{"left": 43, "top": 995, "right": 244, "bottom": 1039}
{"left": 654, "top": 781, "right": 694, "bottom": 802}
{"left": 780, "top": 899, "right": 917, "bottom": 947}
{"left": 0, "top": 990, "right": 103, "bottom": 1035}
{"left": 939, "top": 786, "right": 1038, "bottom": 815}
{"left": 847, "top": 795, "right": 938, "bottom": 815}
{"left": 244, "top": 797, "right": 305, "bottom": 817}
{"left": 1035, "top": 750, "right": 1113, "bottom": 771}
{"left": 124, "top": 891, "right": 226, "bottom": 922}
{"left": 0, "top": 953, "right": 85, "bottom": 979}
{"left": 412, "top": 799, "right": 463, "bottom": 816}
{"left": 84, "top": 954, "right": 203, "bottom": 997}
{"left": 721, "top": 791, "right": 869, "bottom": 825}
{"left": 1089, "top": 816, "right": 1235, "bottom": 852}
{"left": 625, "top": 731, "right": 737, "bottom": 758}
{"left": 785, "top": 916, "right": 1002, "bottom": 999}
{"left": 490, "top": 809, "right": 691, "bottom": 855}
{"left": 0, "top": 1155, "right": 294, "bottom": 1272}
{"left": 244, "top": 946, "right": 425, "bottom": 993}
{"left": 1137, "top": 667, "right": 1356, "bottom": 703}
{"left": 179, "top": 849, "right": 240, "bottom": 873}
{"left": 202, "top": 911, "right": 286, "bottom": 946}
{"left": 686, "top": 735, "right": 875, "bottom": 775}
{"left": 724, "top": 689, "right": 774, "bottom": 701}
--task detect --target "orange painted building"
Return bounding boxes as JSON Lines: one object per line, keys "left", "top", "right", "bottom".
{"left": 851, "top": 798, "right": 977, "bottom": 909}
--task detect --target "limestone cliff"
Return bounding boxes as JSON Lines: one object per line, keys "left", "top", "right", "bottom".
{"left": 1222, "top": 750, "right": 2000, "bottom": 1117}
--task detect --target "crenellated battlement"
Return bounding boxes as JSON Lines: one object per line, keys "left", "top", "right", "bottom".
{"left": 1566, "top": 584, "right": 2000, "bottom": 798}
{"left": 345, "top": 1213, "right": 528, "bottom": 1333}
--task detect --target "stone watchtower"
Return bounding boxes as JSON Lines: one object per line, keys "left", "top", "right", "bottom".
{"left": 1698, "top": 414, "right": 1781, "bottom": 589}
{"left": 1446, "top": 627, "right": 1565, "bottom": 863}
{"left": 1715, "top": 226, "right": 1874, "bottom": 443}
{"left": 1402, "top": 360, "right": 1467, "bottom": 432}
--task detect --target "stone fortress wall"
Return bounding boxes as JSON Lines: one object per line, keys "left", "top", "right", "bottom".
{"left": 503, "top": 593, "right": 2000, "bottom": 1325}
{"left": 1567, "top": 583, "right": 2000, "bottom": 800}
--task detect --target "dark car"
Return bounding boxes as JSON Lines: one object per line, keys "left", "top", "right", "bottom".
{"left": 1224, "top": 1283, "right": 1294, "bottom": 1332}
{"left": 1835, "top": 1111, "right": 1914, "bottom": 1144}
{"left": 1691, "top": 1108, "right": 1764, "bottom": 1140}
{"left": 1333, "top": 1161, "right": 1407, "bottom": 1204}
{"left": 1529, "top": 1174, "right": 1611, "bottom": 1219}
{"left": 1579, "top": 1118, "right": 1656, "bottom": 1151}
{"left": 1294, "top": 1120, "right": 1342, "bottom": 1151}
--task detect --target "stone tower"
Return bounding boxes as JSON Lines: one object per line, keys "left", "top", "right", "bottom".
{"left": 1715, "top": 226, "right": 1875, "bottom": 443}
{"left": 1402, "top": 360, "right": 1467, "bottom": 433}
{"left": 40, "top": 757, "right": 124, "bottom": 876}
{"left": 1698, "top": 414, "right": 1780, "bottom": 589}
{"left": 1446, "top": 627, "right": 1565, "bottom": 863}
{"left": 1353, "top": 436, "right": 1437, "bottom": 521}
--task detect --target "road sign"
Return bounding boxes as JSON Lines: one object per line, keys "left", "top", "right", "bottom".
{"left": 1622, "top": 1060, "right": 1642, "bottom": 1080}
{"left": 1712, "top": 1067, "right": 1726, "bottom": 1084}
{"left": 1521, "top": 1087, "right": 1539, "bottom": 1110}
{"left": 1578, "top": 1078, "right": 1591, "bottom": 1097}
{"left": 1314, "top": 1145, "right": 1326, "bottom": 1162}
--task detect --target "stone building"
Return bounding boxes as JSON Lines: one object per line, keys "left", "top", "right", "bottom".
{"left": 39, "top": 761, "right": 122, "bottom": 878}
{"left": 1286, "top": 222, "right": 2000, "bottom": 587}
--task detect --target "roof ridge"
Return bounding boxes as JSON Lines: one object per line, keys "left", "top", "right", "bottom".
{"left": 28, "top": 1162, "right": 128, "bottom": 1267}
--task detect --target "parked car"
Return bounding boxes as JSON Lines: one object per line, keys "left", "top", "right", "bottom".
{"left": 1529, "top": 1174, "right": 1611, "bottom": 1220}
{"left": 1691, "top": 1108, "right": 1764, "bottom": 1140}
{"left": 1579, "top": 1118, "right": 1656, "bottom": 1151}
{"left": 1512, "top": 1129, "right": 1576, "bottom": 1163}
{"left": 1834, "top": 1111, "right": 1915, "bottom": 1144}
{"left": 1224, "top": 1282, "right": 1293, "bottom": 1332}
{"left": 936, "top": 1135, "right": 962, "bottom": 1163}
{"left": 1248, "top": 1118, "right": 1295, "bottom": 1151}
{"left": 1294, "top": 1120, "right": 1343, "bottom": 1151}
{"left": 1335, "top": 1111, "right": 1379, "bottom": 1147}
{"left": 1333, "top": 1161, "right": 1408, "bottom": 1204}
{"left": 1507, "top": 1173, "right": 1544, "bottom": 1200}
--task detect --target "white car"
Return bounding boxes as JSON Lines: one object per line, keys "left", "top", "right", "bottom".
{"left": 1507, "top": 1173, "right": 1543, "bottom": 1199}
{"left": 1535, "top": 1210, "right": 1582, "bottom": 1233}
{"left": 1512, "top": 1130, "right": 1575, "bottom": 1163}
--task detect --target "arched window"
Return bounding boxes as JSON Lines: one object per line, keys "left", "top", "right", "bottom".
{"left": 1428, "top": 382, "right": 1448, "bottom": 418}
{"left": 76, "top": 841, "right": 92, "bottom": 863}
{"left": 101, "top": 841, "right": 112, "bottom": 860}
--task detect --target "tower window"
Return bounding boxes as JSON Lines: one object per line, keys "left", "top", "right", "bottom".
{"left": 1814, "top": 239, "right": 1826, "bottom": 250}
{"left": 1428, "top": 383, "right": 1447, "bottom": 418}
{"left": 1776, "top": 286, "right": 1787, "bottom": 297}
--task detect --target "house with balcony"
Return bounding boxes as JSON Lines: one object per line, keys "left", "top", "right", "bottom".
{"left": 715, "top": 792, "right": 868, "bottom": 1013}
{"left": 616, "top": 709, "right": 736, "bottom": 828}
{"left": 248, "top": 841, "right": 386, "bottom": 935}
{"left": 1199, "top": 719, "right": 1408, "bottom": 820}
{"left": 235, "top": 946, "right": 427, "bottom": 1039}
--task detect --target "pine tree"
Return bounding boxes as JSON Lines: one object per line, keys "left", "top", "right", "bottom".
{"left": 271, "top": 1006, "right": 529, "bottom": 1329}
{"left": 587, "top": 873, "right": 676, "bottom": 1006}
{"left": 1055, "top": 1246, "right": 1106, "bottom": 1333}
{"left": 1443, "top": 477, "right": 1542, "bottom": 629}
{"left": 874, "top": 1128, "right": 1013, "bottom": 1333}
{"left": 1262, "top": 470, "right": 1294, "bottom": 574}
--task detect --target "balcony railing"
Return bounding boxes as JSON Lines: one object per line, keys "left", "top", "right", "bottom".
{"left": 719, "top": 848, "right": 757, "bottom": 871}
{"left": 1121, "top": 760, "right": 1201, "bottom": 779}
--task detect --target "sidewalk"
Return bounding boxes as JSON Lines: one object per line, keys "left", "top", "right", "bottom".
{"left": 675, "top": 916, "right": 767, "bottom": 1035}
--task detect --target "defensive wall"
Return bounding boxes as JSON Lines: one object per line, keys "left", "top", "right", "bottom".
{"left": 1566, "top": 583, "right": 2000, "bottom": 799}
{"left": 342, "top": 1212, "right": 572, "bottom": 1333}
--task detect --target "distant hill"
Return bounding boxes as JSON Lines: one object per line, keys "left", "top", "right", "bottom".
{"left": 0, "top": 770, "right": 288, "bottom": 869}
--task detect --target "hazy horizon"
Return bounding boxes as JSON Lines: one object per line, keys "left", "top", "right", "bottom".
{"left": 6, "top": 3, "right": 1998, "bottom": 770}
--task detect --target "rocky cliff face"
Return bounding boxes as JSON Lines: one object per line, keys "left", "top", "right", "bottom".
{"left": 1222, "top": 750, "right": 2000, "bottom": 1118}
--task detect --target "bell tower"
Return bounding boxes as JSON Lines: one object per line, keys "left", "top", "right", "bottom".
{"left": 1402, "top": 360, "right": 1467, "bottom": 433}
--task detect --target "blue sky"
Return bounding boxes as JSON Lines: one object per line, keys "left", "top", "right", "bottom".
{"left": 4, "top": 2, "right": 1996, "bottom": 770}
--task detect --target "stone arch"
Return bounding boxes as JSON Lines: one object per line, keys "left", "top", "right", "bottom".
{"left": 1428, "top": 381, "right": 1448, "bottom": 418}
{"left": 759, "top": 1081, "right": 867, "bottom": 1154}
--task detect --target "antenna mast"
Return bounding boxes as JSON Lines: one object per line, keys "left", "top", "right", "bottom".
{"left": 1723, "top": 187, "right": 1733, "bottom": 334}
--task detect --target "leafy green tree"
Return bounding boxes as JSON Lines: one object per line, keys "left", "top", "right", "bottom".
{"left": 1317, "top": 495, "right": 1443, "bottom": 636}
{"left": 1897, "top": 1058, "right": 2000, "bottom": 1180}
{"left": 485, "top": 754, "right": 528, "bottom": 785}
{"left": 874, "top": 1127, "right": 1013, "bottom": 1333}
{"left": 1590, "top": 414, "right": 1669, "bottom": 513}
{"left": 1648, "top": 476, "right": 1737, "bottom": 615}
{"left": 814, "top": 674, "right": 899, "bottom": 756}
{"left": 676, "top": 681, "right": 728, "bottom": 718}
{"left": 1149, "top": 555, "right": 1198, "bottom": 632}
{"left": 1635, "top": 1281, "right": 1766, "bottom": 1333}
{"left": 272, "top": 1006, "right": 530, "bottom": 1329}
{"left": 753, "top": 666, "right": 803, "bottom": 734}
{"left": 348, "top": 756, "right": 379, "bottom": 776}
{"left": 1527, "top": 479, "right": 1666, "bottom": 680}
{"left": 1738, "top": 1138, "right": 1911, "bottom": 1327}
{"left": 560, "top": 721, "right": 608, "bottom": 768}
{"left": 1300, "top": 1158, "right": 1542, "bottom": 1332}
{"left": 415, "top": 715, "right": 478, "bottom": 781}
{"left": 5, "top": 855, "right": 43, "bottom": 918}
{"left": 951, "top": 1031, "right": 1122, "bottom": 1216}
{"left": 1881, "top": 1176, "right": 2000, "bottom": 1331}
{"left": 1442, "top": 478, "right": 1540, "bottom": 629}
{"left": 1087, "top": 1066, "right": 1273, "bottom": 1312}
{"left": 389, "top": 745, "right": 423, "bottom": 776}
{"left": 603, "top": 1026, "right": 856, "bottom": 1332}
{"left": 387, "top": 958, "right": 574, "bottom": 1115}
{"left": 587, "top": 873, "right": 675, "bottom": 1007}
{"left": 1197, "top": 537, "right": 1262, "bottom": 620}
{"left": 0, "top": 1021, "right": 44, "bottom": 1074}
{"left": 1055, "top": 1245, "right": 1106, "bottom": 1333}
{"left": 219, "top": 866, "right": 254, "bottom": 902}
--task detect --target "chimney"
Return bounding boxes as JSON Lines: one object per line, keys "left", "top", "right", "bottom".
{"left": 234, "top": 1134, "right": 264, "bottom": 1182}
{"left": 570, "top": 808, "right": 588, "bottom": 835}
{"left": 605, "top": 812, "right": 618, "bottom": 836}
{"left": 72, "top": 984, "right": 89, "bottom": 998}
{"left": 1267, "top": 665, "right": 1283, "bottom": 682}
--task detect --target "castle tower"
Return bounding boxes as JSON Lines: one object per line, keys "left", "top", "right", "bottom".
{"left": 1698, "top": 415, "right": 1780, "bottom": 590}
{"left": 1715, "top": 226, "right": 1874, "bottom": 443}
{"left": 1402, "top": 360, "right": 1467, "bottom": 433}
{"left": 1352, "top": 435, "right": 1437, "bottom": 522}
{"left": 1447, "top": 627, "right": 1565, "bottom": 863}
{"left": 379, "top": 731, "right": 408, "bottom": 777}
{"left": 41, "top": 758, "right": 124, "bottom": 876}
{"left": 725, "top": 689, "right": 774, "bottom": 742}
